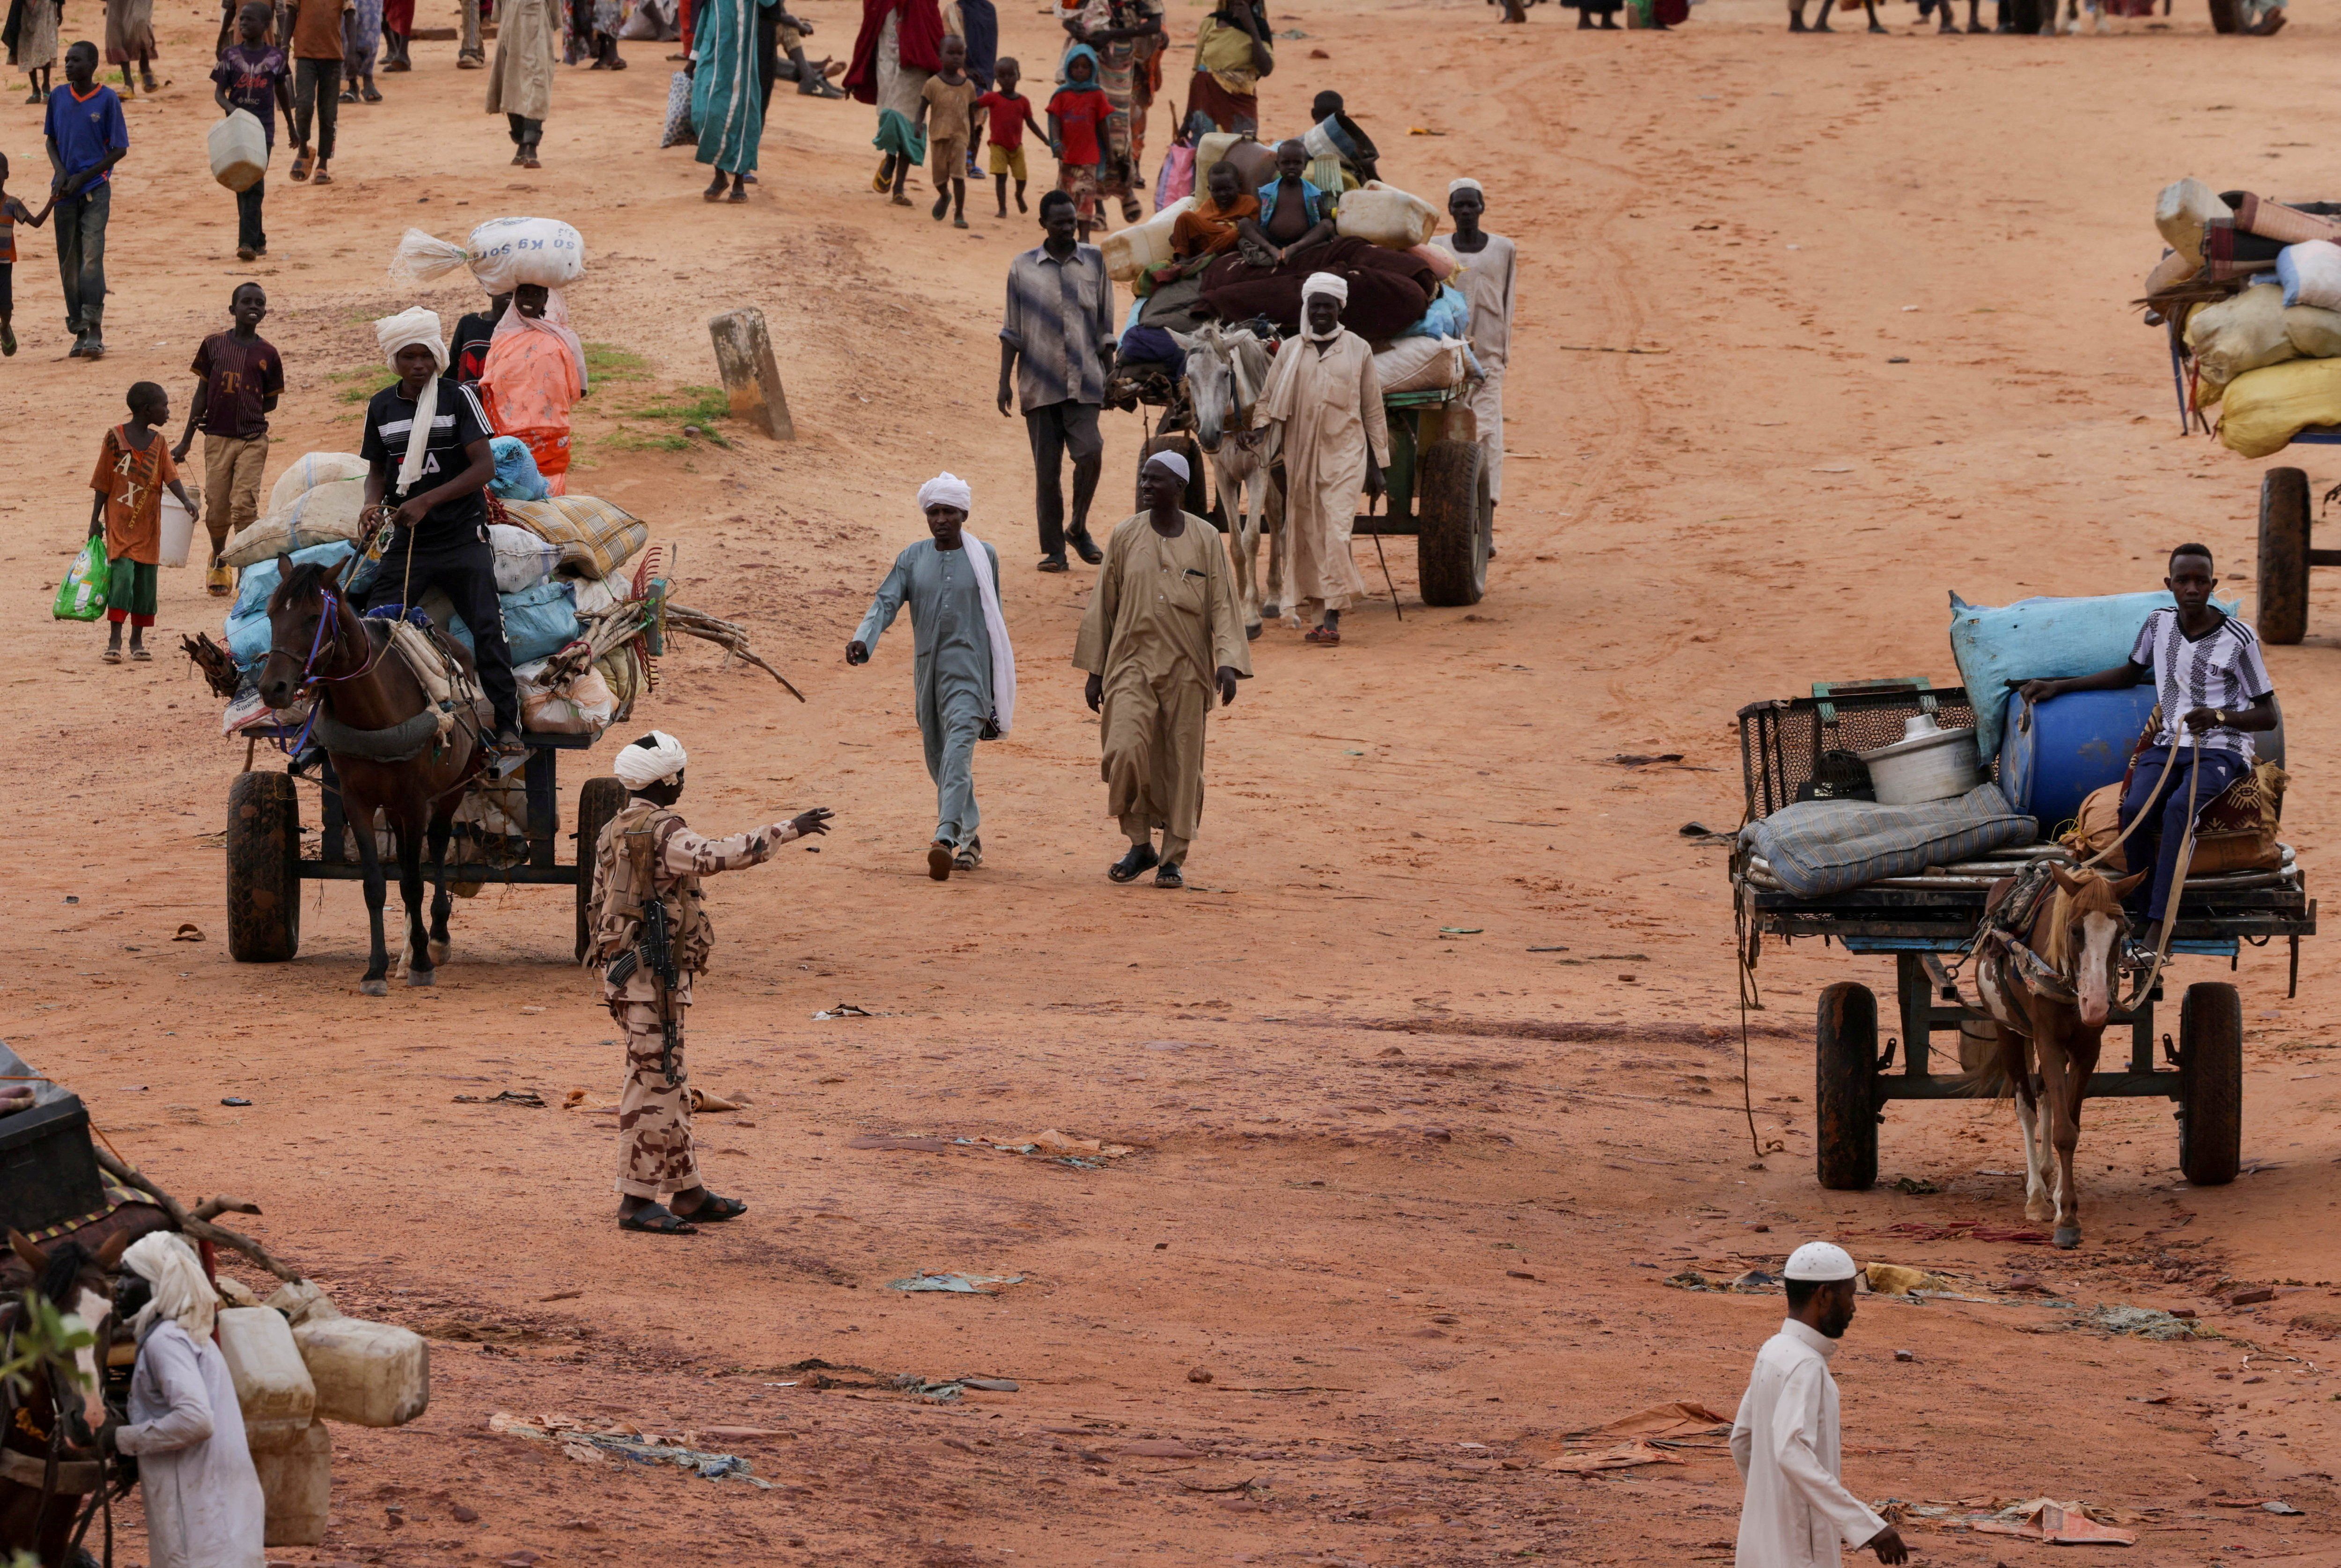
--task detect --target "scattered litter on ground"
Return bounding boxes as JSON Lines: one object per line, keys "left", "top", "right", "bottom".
{"left": 1439, "top": 926, "right": 1483, "bottom": 935}
{"left": 454, "top": 1089, "right": 546, "bottom": 1107}
{"left": 888, "top": 1272, "right": 1024, "bottom": 1295}
{"left": 1894, "top": 1349, "right": 1915, "bottom": 1363}
{"left": 1527, "top": 945, "right": 1569, "bottom": 953}
{"left": 1862, "top": 1263, "right": 1951, "bottom": 1297}
{"left": 1187, "top": 1366, "right": 1213, "bottom": 1384}
{"left": 1664, "top": 1268, "right": 1778, "bottom": 1295}
{"left": 172, "top": 923, "right": 205, "bottom": 941}
{"left": 220, "top": 1096, "right": 251, "bottom": 1107}
{"left": 2263, "top": 1500, "right": 2306, "bottom": 1515}
{"left": 849, "top": 1134, "right": 952, "bottom": 1152}
{"left": 811, "top": 1004, "right": 878, "bottom": 1020}
{"left": 1542, "top": 1439, "right": 1686, "bottom": 1474}
{"left": 1971, "top": 1497, "right": 2137, "bottom": 1546}
{"left": 689, "top": 1089, "right": 746, "bottom": 1112}
{"left": 2083, "top": 1305, "right": 2204, "bottom": 1341}
{"left": 1612, "top": 753, "right": 1684, "bottom": 766}
{"left": 1883, "top": 1219, "right": 2053, "bottom": 1245}
{"left": 1580, "top": 1401, "right": 1732, "bottom": 1441}
{"left": 1889, "top": 1175, "right": 1940, "bottom": 1195}
{"left": 486, "top": 1414, "right": 772, "bottom": 1486}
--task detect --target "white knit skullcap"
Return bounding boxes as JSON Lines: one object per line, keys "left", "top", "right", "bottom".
{"left": 614, "top": 730, "right": 688, "bottom": 789}
{"left": 1782, "top": 1241, "right": 1858, "bottom": 1282}
{"left": 121, "top": 1232, "right": 219, "bottom": 1342}
{"left": 1144, "top": 450, "right": 1190, "bottom": 484}
{"left": 917, "top": 472, "right": 973, "bottom": 514}
{"left": 1301, "top": 271, "right": 1349, "bottom": 305}
{"left": 375, "top": 306, "right": 448, "bottom": 374}
{"left": 1449, "top": 177, "right": 1483, "bottom": 196}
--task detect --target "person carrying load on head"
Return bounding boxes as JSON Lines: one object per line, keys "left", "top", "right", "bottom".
{"left": 586, "top": 731, "right": 834, "bottom": 1234}
{"left": 2018, "top": 542, "right": 2277, "bottom": 967}
{"left": 356, "top": 306, "right": 523, "bottom": 769}
{"left": 1304, "top": 88, "right": 1376, "bottom": 187}
{"left": 477, "top": 281, "right": 586, "bottom": 496}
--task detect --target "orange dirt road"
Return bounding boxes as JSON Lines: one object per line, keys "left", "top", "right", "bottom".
{"left": 5, "top": 0, "right": 2341, "bottom": 1561}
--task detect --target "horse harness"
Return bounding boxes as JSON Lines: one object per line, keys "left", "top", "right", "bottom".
{"left": 1958, "top": 862, "right": 2074, "bottom": 1035}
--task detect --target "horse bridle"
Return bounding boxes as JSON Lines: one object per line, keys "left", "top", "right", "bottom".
{"left": 273, "top": 583, "right": 388, "bottom": 692}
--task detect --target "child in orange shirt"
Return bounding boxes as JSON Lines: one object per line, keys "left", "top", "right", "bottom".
{"left": 89, "top": 381, "right": 197, "bottom": 662}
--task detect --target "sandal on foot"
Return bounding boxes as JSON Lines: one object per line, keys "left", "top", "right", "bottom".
{"left": 312, "top": 169, "right": 333, "bottom": 185}
{"left": 953, "top": 215, "right": 969, "bottom": 229}
{"left": 291, "top": 154, "right": 311, "bottom": 181}
{"left": 1304, "top": 625, "right": 1341, "bottom": 645}
{"left": 619, "top": 1205, "right": 698, "bottom": 1234}
{"left": 928, "top": 841, "right": 954, "bottom": 881}
{"left": 102, "top": 648, "right": 123, "bottom": 664}
{"left": 1154, "top": 861, "right": 1184, "bottom": 889}
{"left": 130, "top": 647, "right": 152, "bottom": 661}
{"left": 726, "top": 185, "right": 748, "bottom": 202}
{"left": 1108, "top": 844, "right": 1159, "bottom": 884}
{"left": 672, "top": 1192, "right": 746, "bottom": 1223}
{"left": 953, "top": 836, "right": 982, "bottom": 872}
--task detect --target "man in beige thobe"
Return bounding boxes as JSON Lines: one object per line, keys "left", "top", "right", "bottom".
{"left": 1259, "top": 270, "right": 1387, "bottom": 645}
{"left": 485, "top": 0, "right": 559, "bottom": 166}
{"left": 1074, "top": 451, "right": 1252, "bottom": 889}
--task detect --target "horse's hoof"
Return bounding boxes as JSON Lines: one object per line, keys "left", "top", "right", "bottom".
{"left": 1260, "top": 602, "right": 1280, "bottom": 618}
{"left": 428, "top": 940, "right": 450, "bottom": 966}
{"left": 361, "top": 979, "right": 390, "bottom": 997}
{"left": 1245, "top": 622, "right": 1263, "bottom": 642}
{"left": 2054, "top": 1226, "right": 2081, "bottom": 1250}
{"left": 406, "top": 968, "right": 435, "bottom": 987}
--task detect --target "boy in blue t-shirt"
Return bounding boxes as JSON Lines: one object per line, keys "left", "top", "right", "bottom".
{"left": 43, "top": 42, "right": 128, "bottom": 360}
{"left": 211, "top": 2, "right": 292, "bottom": 262}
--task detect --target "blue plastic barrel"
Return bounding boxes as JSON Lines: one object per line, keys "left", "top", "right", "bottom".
{"left": 1999, "top": 687, "right": 2160, "bottom": 833}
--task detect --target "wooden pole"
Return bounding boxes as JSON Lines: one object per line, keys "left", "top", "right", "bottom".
{"left": 94, "top": 1146, "right": 303, "bottom": 1283}
{"left": 707, "top": 308, "right": 795, "bottom": 440}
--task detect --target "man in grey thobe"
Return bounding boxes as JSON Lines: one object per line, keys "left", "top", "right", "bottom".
{"left": 847, "top": 473, "right": 1016, "bottom": 882}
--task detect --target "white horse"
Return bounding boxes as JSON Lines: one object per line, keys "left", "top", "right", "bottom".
{"left": 1172, "top": 323, "right": 1284, "bottom": 639}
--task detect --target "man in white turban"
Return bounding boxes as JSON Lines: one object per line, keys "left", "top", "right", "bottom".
{"left": 1433, "top": 177, "right": 1516, "bottom": 555}
{"left": 1729, "top": 1242, "right": 1909, "bottom": 1568}
{"left": 1074, "top": 449, "right": 1251, "bottom": 888}
{"left": 584, "top": 731, "right": 835, "bottom": 1233}
{"left": 848, "top": 473, "right": 1015, "bottom": 879}
{"left": 354, "top": 305, "right": 525, "bottom": 768}
{"left": 111, "top": 1232, "right": 268, "bottom": 1568}
{"left": 1258, "top": 271, "right": 1386, "bottom": 645}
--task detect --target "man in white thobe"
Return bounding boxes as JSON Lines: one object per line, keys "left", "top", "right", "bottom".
{"left": 1730, "top": 1241, "right": 1908, "bottom": 1568}
{"left": 1258, "top": 270, "right": 1386, "bottom": 645}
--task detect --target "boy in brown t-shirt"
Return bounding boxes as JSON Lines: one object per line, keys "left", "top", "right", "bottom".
{"left": 89, "top": 381, "right": 198, "bottom": 663}
{"left": 171, "top": 282, "right": 285, "bottom": 596}
{"left": 921, "top": 36, "right": 978, "bottom": 229}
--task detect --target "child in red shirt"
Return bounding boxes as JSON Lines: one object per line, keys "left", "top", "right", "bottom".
{"left": 1045, "top": 45, "right": 1109, "bottom": 242}
{"left": 975, "top": 55, "right": 1045, "bottom": 220}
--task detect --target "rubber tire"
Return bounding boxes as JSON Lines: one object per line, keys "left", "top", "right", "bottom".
{"left": 2178, "top": 981, "right": 2243, "bottom": 1186}
{"left": 1815, "top": 982, "right": 1880, "bottom": 1191}
{"left": 2257, "top": 467, "right": 2310, "bottom": 645}
{"left": 574, "top": 775, "right": 628, "bottom": 963}
{"left": 226, "top": 770, "right": 302, "bottom": 963}
{"left": 1138, "top": 433, "right": 1211, "bottom": 520}
{"left": 1416, "top": 438, "right": 1489, "bottom": 608}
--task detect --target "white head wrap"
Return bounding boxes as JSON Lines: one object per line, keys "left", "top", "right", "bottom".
{"left": 120, "top": 1231, "right": 219, "bottom": 1342}
{"left": 1301, "top": 272, "right": 1348, "bottom": 341}
{"left": 1449, "top": 177, "right": 1484, "bottom": 196}
{"left": 918, "top": 472, "right": 974, "bottom": 514}
{"left": 375, "top": 307, "right": 449, "bottom": 496}
{"left": 614, "top": 730, "right": 688, "bottom": 790}
{"left": 1144, "top": 450, "right": 1190, "bottom": 484}
{"left": 1782, "top": 1241, "right": 1858, "bottom": 1282}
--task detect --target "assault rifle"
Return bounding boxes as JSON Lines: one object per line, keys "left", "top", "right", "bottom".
{"left": 604, "top": 894, "right": 684, "bottom": 1085}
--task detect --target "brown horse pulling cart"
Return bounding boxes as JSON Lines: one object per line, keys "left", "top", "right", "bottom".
{"left": 1733, "top": 680, "right": 2314, "bottom": 1196}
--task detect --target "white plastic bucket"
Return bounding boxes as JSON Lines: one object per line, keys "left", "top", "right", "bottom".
{"left": 158, "top": 491, "right": 197, "bottom": 567}
{"left": 209, "top": 109, "right": 267, "bottom": 193}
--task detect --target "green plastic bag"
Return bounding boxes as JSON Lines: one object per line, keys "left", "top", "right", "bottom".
{"left": 53, "top": 536, "right": 110, "bottom": 622}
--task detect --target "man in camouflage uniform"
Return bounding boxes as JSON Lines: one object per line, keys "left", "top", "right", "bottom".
{"left": 586, "top": 731, "right": 833, "bottom": 1234}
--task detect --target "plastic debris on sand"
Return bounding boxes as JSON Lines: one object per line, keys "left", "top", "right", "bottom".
{"left": 2083, "top": 1304, "right": 2204, "bottom": 1341}
{"left": 1540, "top": 1439, "right": 1687, "bottom": 1474}
{"left": 486, "top": 1413, "right": 772, "bottom": 1486}
{"left": 888, "top": 1272, "right": 1025, "bottom": 1294}
{"left": 1971, "top": 1497, "right": 2138, "bottom": 1546}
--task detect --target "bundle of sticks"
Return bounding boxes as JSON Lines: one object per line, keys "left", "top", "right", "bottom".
{"left": 548, "top": 587, "right": 804, "bottom": 702}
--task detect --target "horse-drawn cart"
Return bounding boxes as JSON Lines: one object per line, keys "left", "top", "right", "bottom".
{"left": 2250, "top": 434, "right": 2341, "bottom": 646}
{"left": 1111, "top": 351, "right": 1494, "bottom": 609}
{"left": 226, "top": 733, "right": 623, "bottom": 966}
{"left": 1733, "top": 680, "right": 2314, "bottom": 1193}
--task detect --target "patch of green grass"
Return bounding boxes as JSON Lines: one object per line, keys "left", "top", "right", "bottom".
{"left": 626, "top": 384, "right": 732, "bottom": 424}
{"left": 583, "top": 342, "right": 652, "bottom": 382}
{"left": 600, "top": 425, "right": 691, "bottom": 454}
{"left": 331, "top": 364, "right": 395, "bottom": 404}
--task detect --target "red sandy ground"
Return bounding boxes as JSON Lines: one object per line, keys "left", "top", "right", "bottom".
{"left": 4, "top": 0, "right": 2341, "bottom": 1562}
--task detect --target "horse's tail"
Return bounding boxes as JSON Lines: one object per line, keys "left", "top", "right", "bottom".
{"left": 1951, "top": 1057, "right": 2015, "bottom": 1100}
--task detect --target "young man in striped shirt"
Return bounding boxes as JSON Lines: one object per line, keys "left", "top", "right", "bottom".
{"left": 2019, "top": 542, "right": 2276, "bottom": 960}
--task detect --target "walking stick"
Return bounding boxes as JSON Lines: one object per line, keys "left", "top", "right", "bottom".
{"left": 1366, "top": 490, "right": 1402, "bottom": 621}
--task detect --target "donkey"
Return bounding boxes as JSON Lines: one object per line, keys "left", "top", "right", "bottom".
{"left": 2, "top": 1229, "right": 133, "bottom": 1567}
{"left": 1173, "top": 322, "right": 1284, "bottom": 638}
{"left": 1964, "top": 864, "right": 2148, "bottom": 1249}
{"left": 258, "top": 560, "right": 487, "bottom": 996}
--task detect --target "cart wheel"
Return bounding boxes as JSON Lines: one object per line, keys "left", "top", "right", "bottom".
{"left": 1815, "top": 982, "right": 1879, "bottom": 1191}
{"left": 2257, "top": 468, "right": 2310, "bottom": 645}
{"left": 1138, "top": 433, "right": 1210, "bottom": 520}
{"left": 2208, "top": 0, "right": 2238, "bottom": 30}
{"left": 2178, "top": 982, "right": 2243, "bottom": 1186}
{"left": 574, "top": 775, "right": 627, "bottom": 964}
{"left": 227, "top": 769, "right": 301, "bottom": 963}
{"left": 1416, "top": 438, "right": 1489, "bottom": 608}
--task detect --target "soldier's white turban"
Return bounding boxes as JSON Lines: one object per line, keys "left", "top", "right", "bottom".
{"left": 1783, "top": 1241, "right": 1858, "bottom": 1282}
{"left": 918, "top": 473, "right": 973, "bottom": 514}
{"left": 615, "top": 731, "right": 688, "bottom": 789}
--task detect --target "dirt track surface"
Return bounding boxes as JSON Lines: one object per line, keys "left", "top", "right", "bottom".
{"left": 8, "top": 0, "right": 2341, "bottom": 1561}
